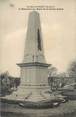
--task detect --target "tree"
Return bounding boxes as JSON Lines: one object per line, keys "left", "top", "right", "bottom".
{"left": 0, "top": 71, "right": 10, "bottom": 95}
{"left": 14, "top": 78, "right": 20, "bottom": 88}
{"left": 48, "top": 66, "right": 58, "bottom": 91}
{"left": 0, "top": 71, "right": 21, "bottom": 96}
{"left": 48, "top": 66, "right": 58, "bottom": 77}
{"left": 67, "top": 61, "right": 76, "bottom": 78}
{"left": 57, "top": 72, "right": 68, "bottom": 88}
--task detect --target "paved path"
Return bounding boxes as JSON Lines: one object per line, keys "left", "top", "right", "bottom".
{"left": 0, "top": 101, "right": 76, "bottom": 117}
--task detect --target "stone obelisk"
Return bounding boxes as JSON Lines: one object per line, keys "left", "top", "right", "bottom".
{"left": 5, "top": 11, "right": 51, "bottom": 102}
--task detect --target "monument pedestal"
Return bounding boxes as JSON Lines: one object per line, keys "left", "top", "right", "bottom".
{"left": 16, "top": 62, "right": 51, "bottom": 102}
{"left": 3, "top": 62, "right": 51, "bottom": 103}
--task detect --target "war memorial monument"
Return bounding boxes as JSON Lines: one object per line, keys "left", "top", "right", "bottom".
{"left": 2, "top": 11, "right": 51, "bottom": 103}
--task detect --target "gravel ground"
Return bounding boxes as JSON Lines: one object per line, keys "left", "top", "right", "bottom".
{"left": 0, "top": 100, "right": 76, "bottom": 117}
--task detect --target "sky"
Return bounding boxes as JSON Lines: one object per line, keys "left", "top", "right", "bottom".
{"left": 0, "top": 0, "right": 76, "bottom": 77}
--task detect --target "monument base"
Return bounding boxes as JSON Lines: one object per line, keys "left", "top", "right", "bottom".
{"left": 1, "top": 85, "right": 52, "bottom": 102}
{"left": 0, "top": 85, "right": 60, "bottom": 108}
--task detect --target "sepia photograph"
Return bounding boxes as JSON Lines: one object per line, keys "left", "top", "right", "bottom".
{"left": 0, "top": 0, "right": 76, "bottom": 117}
